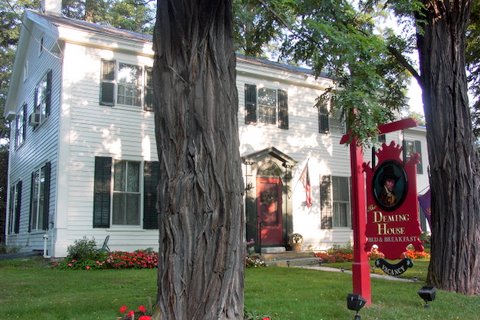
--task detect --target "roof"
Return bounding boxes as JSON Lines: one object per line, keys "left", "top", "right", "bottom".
{"left": 4, "top": 10, "right": 332, "bottom": 117}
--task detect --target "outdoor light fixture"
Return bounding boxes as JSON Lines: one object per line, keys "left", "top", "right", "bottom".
{"left": 417, "top": 286, "right": 436, "bottom": 308}
{"left": 347, "top": 293, "right": 366, "bottom": 320}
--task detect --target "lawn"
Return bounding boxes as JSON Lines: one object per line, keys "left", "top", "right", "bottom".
{"left": 1, "top": 257, "right": 479, "bottom": 319}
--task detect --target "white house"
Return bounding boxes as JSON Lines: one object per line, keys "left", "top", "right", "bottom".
{"left": 3, "top": 7, "right": 429, "bottom": 257}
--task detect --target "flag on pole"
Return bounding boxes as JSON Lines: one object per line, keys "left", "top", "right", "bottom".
{"left": 418, "top": 189, "right": 431, "bottom": 228}
{"left": 300, "top": 162, "right": 312, "bottom": 207}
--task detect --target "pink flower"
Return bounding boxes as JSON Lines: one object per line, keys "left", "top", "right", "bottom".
{"left": 138, "top": 305, "right": 147, "bottom": 313}
{"left": 85, "top": 265, "right": 91, "bottom": 270}
{"left": 139, "top": 316, "right": 151, "bottom": 320}
{"left": 119, "top": 305, "right": 128, "bottom": 313}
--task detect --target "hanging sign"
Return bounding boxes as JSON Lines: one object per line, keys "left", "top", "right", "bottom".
{"left": 363, "top": 141, "right": 424, "bottom": 259}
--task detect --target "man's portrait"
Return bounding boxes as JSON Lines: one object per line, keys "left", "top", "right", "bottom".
{"left": 373, "top": 161, "right": 407, "bottom": 211}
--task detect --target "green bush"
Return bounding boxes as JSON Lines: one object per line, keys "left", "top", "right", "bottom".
{"left": 66, "top": 236, "right": 102, "bottom": 261}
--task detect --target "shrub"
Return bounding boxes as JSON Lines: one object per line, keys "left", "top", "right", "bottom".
{"left": 66, "top": 236, "right": 102, "bottom": 261}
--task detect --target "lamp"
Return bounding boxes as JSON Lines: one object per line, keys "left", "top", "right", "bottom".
{"left": 417, "top": 286, "right": 436, "bottom": 308}
{"left": 347, "top": 293, "right": 366, "bottom": 320}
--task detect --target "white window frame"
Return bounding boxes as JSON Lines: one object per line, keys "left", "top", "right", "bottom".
{"left": 30, "top": 166, "right": 47, "bottom": 231}
{"left": 8, "top": 182, "right": 21, "bottom": 234}
{"left": 332, "top": 176, "right": 351, "bottom": 228}
{"left": 111, "top": 160, "right": 142, "bottom": 226}
{"left": 100, "top": 60, "right": 153, "bottom": 111}
{"left": 15, "top": 104, "right": 26, "bottom": 148}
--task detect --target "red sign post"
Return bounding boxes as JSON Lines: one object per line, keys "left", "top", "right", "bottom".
{"left": 340, "top": 118, "right": 419, "bottom": 305}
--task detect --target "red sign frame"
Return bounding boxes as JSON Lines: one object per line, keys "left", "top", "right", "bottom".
{"left": 363, "top": 141, "right": 424, "bottom": 259}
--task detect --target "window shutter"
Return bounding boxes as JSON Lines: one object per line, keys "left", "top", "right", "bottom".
{"left": 14, "top": 181, "right": 22, "bottom": 234}
{"left": 42, "top": 162, "right": 51, "bottom": 230}
{"left": 45, "top": 70, "right": 52, "bottom": 116}
{"left": 320, "top": 175, "right": 332, "bottom": 229}
{"left": 415, "top": 140, "right": 423, "bottom": 174}
{"left": 93, "top": 157, "right": 112, "bottom": 228}
{"left": 143, "top": 161, "right": 159, "bottom": 229}
{"left": 144, "top": 67, "right": 154, "bottom": 112}
{"left": 318, "top": 104, "right": 329, "bottom": 133}
{"left": 100, "top": 60, "right": 115, "bottom": 106}
{"left": 278, "top": 89, "right": 289, "bottom": 129}
{"left": 245, "top": 84, "right": 257, "bottom": 124}
{"left": 22, "top": 104, "right": 27, "bottom": 141}
{"left": 28, "top": 172, "right": 34, "bottom": 232}
{"left": 34, "top": 87, "right": 38, "bottom": 113}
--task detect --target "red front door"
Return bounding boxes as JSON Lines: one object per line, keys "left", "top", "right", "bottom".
{"left": 257, "top": 177, "right": 283, "bottom": 246}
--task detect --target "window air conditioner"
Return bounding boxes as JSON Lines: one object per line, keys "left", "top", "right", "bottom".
{"left": 28, "top": 112, "right": 42, "bottom": 126}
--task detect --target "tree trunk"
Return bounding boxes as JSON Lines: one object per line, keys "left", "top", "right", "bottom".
{"left": 417, "top": 0, "right": 480, "bottom": 294}
{"left": 152, "top": 0, "right": 244, "bottom": 319}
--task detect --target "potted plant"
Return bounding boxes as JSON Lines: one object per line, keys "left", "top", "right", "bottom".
{"left": 289, "top": 233, "right": 303, "bottom": 252}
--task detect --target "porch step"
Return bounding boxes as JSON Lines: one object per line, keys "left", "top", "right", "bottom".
{"left": 261, "top": 251, "right": 322, "bottom": 267}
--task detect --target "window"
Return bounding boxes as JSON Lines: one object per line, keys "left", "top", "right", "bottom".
{"left": 404, "top": 140, "right": 423, "bottom": 174}
{"left": 23, "top": 61, "right": 28, "bottom": 82}
{"left": 320, "top": 175, "right": 351, "bottom": 229}
{"left": 15, "top": 104, "right": 27, "bottom": 148}
{"left": 100, "top": 60, "right": 153, "bottom": 111}
{"left": 29, "top": 163, "right": 51, "bottom": 231}
{"left": 244, "top": 84, "right": 288, "bottom": 129}
{"left": 8, "top": 181, "right": 22, "bottom": 234}
{"left": 332, "top": 176, "right": 351, "bottom": 228}
{"left": 112, "top": 160, "right": 141, "bottom": 225}
{"left": 93, "top": 157, "right": 159, "bottom": 229}
{"left": 32, "top": 70, "right": 52, "bottom": 126}
{"left": 318, "top": 103, "right": 345, "bottom": 134}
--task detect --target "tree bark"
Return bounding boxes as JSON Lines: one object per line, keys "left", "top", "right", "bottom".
{"left": 417, "top": 0, "right": 480, "bottom": 294}
{"left": 151, "top": 1, "right": 244, "bottom": 319}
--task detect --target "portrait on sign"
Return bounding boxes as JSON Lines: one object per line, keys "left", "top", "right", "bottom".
{"left": 373, "top": 161, "right": 408, "bottom": 211}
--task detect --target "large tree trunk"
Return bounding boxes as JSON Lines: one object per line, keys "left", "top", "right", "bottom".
{"left": 417, "top": 0, "right": 480, "bottom": 294}
{"left": 151, "top": 1, "right": 245, "bottom": 319}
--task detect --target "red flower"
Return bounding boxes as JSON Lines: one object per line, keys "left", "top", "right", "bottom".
{"left": 262, "top": 317, "right": 270, "bottom": 320}
{"left": 119, "top": 305, "right": 128, "bottom": 313}
{"left": 138, "top": 305, "right": 147, "bottom": 313}
{"left": 139, "top": 316, "right": 151, "bottom": 320}
{"left": 127, "top": 310, "right": 135, "bottom": 317}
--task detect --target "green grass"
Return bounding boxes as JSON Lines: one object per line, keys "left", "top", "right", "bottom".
{"left": 1, "top": 257, "right": 479, "bottom": 319}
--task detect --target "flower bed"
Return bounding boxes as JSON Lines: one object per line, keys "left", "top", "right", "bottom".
{"left": 52, "top": 249, "right": 158, "bottom": 270}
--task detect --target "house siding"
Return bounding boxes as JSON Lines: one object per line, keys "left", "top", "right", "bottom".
{"left": 6, "top": 23, "right": 61, "bottom": 252}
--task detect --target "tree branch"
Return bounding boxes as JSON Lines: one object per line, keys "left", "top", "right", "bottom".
{"left": 387, "top": 45, "right": 423, "bottom": 88}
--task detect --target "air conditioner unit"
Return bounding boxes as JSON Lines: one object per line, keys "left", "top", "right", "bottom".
{"left": 28, "top": 112, "right": 42, "bottom": 126}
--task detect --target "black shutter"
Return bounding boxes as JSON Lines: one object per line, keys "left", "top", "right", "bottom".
{"left": 245, "top": 84, "right": 257, "bottom": 124}
{"left": 318, "top": 104, "right": 329, "bottom": 133}
{"left": 278, "top": 89, "right": 289, "bottom": 129}
{"left": 46, "top": 70, "right": 52, "bottom": 116}
{"left": 93, "top": 157, "right": 112, "bottom": 228}
{"left": 415, "top": 140, "right": 423, "bottom": 174}
{"left": 28, "top": 172, "right": 34, "bottom": 232}
{"left": 42, "top": 162, "right": 51, "bottom": 230}
{"left": 22, "top": 104, "right": 27, "bottom": 141}
{"left": 14, "top": 181, "right": 22, "bottom": 234}
{"left": 100, "top": 60, "right": 115, "bottom": 106}
{"left": 320, "top": 175, "right": 332, "bottom": 229}
{"left": 143, "top": 161, "right": 159, "bottom": 229}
